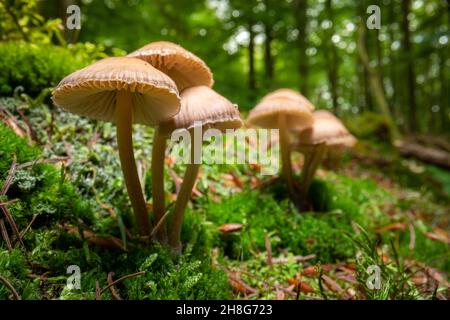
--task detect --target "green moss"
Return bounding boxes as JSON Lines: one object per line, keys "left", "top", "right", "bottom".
{"left": 0, "top": 42, "right": 104, "bottom": 96}
{"left": 204, "top": 184, "right": 358, "bottom": 262}
{"left": 0, "top": 123, "right": 230, "bottom": 299}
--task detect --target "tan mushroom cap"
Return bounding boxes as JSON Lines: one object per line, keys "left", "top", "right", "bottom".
{"left": 160, "top": 86, "right": 242, "bottom": 135}
{"left": 128, "top": 41, "right": 214, "bottom": 91}
{"left": 313, "top": 109, "right": 339, "bottom": 120}
{"left": 52, "top": 57, "right": 181, "bottom": 126}
{"left": 247, "top": 95, "right": 313, "bottom": 130}
{"left": 295, "top": 114, "right": 357, "bottom": 147}
{"left": 262, "top": 88, "right": 315, "bottom": 111}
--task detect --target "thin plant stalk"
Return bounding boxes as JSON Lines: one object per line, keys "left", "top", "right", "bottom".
{"left": 278, "top": 113, "right": 295, "bottom": 197}
{"left": 299, "top": 143, "right": 326, "bottom": 208}
{"left": 151, "top": 128, "right": 168, "bottom": 243}
{"left": 169, "top": 132, "right": 201, "bottom": 255}
{"left": 115, "top": 90, "right": 150, "bottom": 236}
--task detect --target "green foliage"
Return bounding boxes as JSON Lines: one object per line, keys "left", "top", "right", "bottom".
{"left": 344, "top": 112, "right": 391, "bottom": 141}
{"left": 350, "top": 225, "right": 422, "bottom": 300}
{"left": 0, "top": 42, "right": 105, "bottom": 96}
{"left": 204, "top": 183, "right": 358, "bottom": 262}
{"left": 0, "top": 122, "right": 230, "bottom": 299}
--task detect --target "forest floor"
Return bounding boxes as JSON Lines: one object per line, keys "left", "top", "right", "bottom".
{"left": 0, "top": 95, "right": 449, "bottom": 300}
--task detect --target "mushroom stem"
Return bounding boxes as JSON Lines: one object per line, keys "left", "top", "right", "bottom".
{"left": 299, "top": 143, "right": 326, "bottom": 208}
{"left": 115, "top": 90, "right": 150, "bottom": 236}
{"left": 278, "top": 113, "right": 295, "bottom": 197}
{"left": 169, "top": 133, "right": 201, "bottom": 255}
{"left": 151, "top": 128, "right": 168, "bottom": 243}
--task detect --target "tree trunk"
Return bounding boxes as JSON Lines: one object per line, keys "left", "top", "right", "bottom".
{"left": 264, "top": 24, "right": 274, "bottom": 81}
{"left": 357, "top": 22, "right": 400, "bottom": 141}
{"left": 387, "top": 3, "right": 400, "bottom": 125}
{"left": 325, "top": 0, "right": 339, "bottom": 113}
{"left": 248, "top": 21, "right": 256, "bottom": 96}
{"left": 394, "top": 140, "right": 450, "bottom": 169}
{"left": 293, "top": 0, "right": 309, "bottom": 95}
{"left": 401, "top": 0, "right": 417, "bottom": 132}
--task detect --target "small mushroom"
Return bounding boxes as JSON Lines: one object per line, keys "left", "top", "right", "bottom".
{"left": 292, "top": 111, "right": 356, "bottom": 208}
{"left": 128, "top": 41, "right": 213, "bottom": 91}
{"left": 160, "top": 86, "right": 242, "bottom": 255}
{"left": 129, "top": 41, "right": 213, "bottom": 242}
{"left": 247, "top": 91, "right": 314, "bottom": 198}
{"left": 261, "top": 88, "right": 315, "bottom": 112}
{"left": 52, "top": 57, "right": 181, "bottom": 237}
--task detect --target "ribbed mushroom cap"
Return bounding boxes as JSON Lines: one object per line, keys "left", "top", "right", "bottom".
{"left": 262, "top": 88, "right": 315, "bottom": 111}
{"left": 295, "top": 115, "right": 356, "bottom": 147}
{"left": 52, "top": 57, "right": 181, "bottom": 126}
{"left": 160, "top": 86, "right": 242, "bottom": 135}
{"left": 247, "top": 96, "right": 313, "bottom": 130}
{"left": 313, "top": 109, "right": 339, "bottom": 120}
{"left": 128, "top": 41, "right": 213, "bottom": 91}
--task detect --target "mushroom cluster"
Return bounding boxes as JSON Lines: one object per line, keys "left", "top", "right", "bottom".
{"left": 52, "top": 42, "right": 242, "bottom": 255}
{"left": 247, "top": 89, "right": 356, "bottom": 210}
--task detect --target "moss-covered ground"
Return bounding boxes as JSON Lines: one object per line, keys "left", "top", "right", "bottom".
{"left": 0, "top": 96, "right": 448, "bottom": 300}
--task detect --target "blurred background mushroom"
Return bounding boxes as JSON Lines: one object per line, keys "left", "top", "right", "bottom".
{"left": 247, "top": 89, "right": 314, "bottom": 199}
{"left": 52, "top": 57, "right": 181, "bottom": 237}
{"left": 128, "top": 41, "right": 213, "bottom": 242}
{"left": 161, "top": 85, "right": 242, "bottom": 255}
{"left": 313, "top": 110, "right": 357, "bottom": 169}
{"left": 292, "top": 110, "right": 356, "bottom": 209}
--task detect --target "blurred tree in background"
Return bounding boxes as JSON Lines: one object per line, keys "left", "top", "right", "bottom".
{"left": 1, "top": 0, "right": 449, "bottom": 136}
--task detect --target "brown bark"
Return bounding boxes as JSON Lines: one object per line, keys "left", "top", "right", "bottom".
{"left": 394, "top": 140, "right": 450, "bottom": 169}
{"left": 264, "top": 23, "right": 274, "bottom": 80}
{"left": 401, "top": 0, "right": 417, "bottom": 132}
{"left": 293, "top": 0, "right": 309, "bottom": 95}
{"left": 248, "top": 21, "right": 256, "bottom": 95}
{"left": 325, "top": 0, "right": 339, "bottom": 113}
{"left": 357, "top": 22, "right": 400, "bottom": 141}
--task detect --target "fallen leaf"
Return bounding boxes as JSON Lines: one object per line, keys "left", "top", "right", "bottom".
{"left": 376, "top": 223, "right": 406, "bottom": 233}
{"left": 218, "top": 223, "right": 243, "bottom": 234}
{"left": 424, "top": 230, "right": 450, "bottom": 244}
{"left": 321, "top": 275, "right": 344, "bottom": 294}
{"left": 287, "top": 278, "right": 315, "bottom": 293}
{"left": 228, "top": 273, "right": 258, "bottom": 295}
{"left": 302, "top": 266, "right": 319, "bottom": 278}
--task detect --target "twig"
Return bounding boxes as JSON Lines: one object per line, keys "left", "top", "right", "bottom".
{"left": 0, "top": 274, "right": 21, "bottom": 300}
{"left": 107, "top": 272, "right": 122, "bottom": 300}
{"left": 1, "top": 155, "right": 16, "bottom": 196}
{"left": 264, "top": 234, "right": 273, "bottom": 270}
{"left": 251, "top": 176, "right": 278, "bottom": 190}
{"left": 408, "top": 223, "right": 416, "bottom": 255}
{"left": 19, "top": 213, "right": 39, "bottom": 238}
{"left": 168, "top": 169, "right": 182, "bottom": 195}
{"left": 16, "top": 109, "right": 39, "bottom": 143}
{"left": 0, "top": 199, "right": 18, "bottom": 207}
{"left": 0, "top": 219, "right": 12, "bottom": 251}
{"left": 0, "top": 205, "right": 25, "bottom": 248}
{"left": 150, "top": 211, "right": 170, "bottom": 239}
{"left": 100, "top": 271, "right": 145, "bottom": 294}
{"left": 15, "top": 157, "right": 69, "bottom": 170}
{"left": 95, "top": 281, "right": 101, "bottom": 300}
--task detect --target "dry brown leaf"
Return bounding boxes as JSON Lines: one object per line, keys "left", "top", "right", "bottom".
{"left": 218, "top": 223, "right": 243, "bottom": 234}
{"left": 376, "top": 223, "right": 406, "bottom": 233}
{"left": 287, "top": 278, "right": 315, "bottom": 293}
{"left": 302, "top": 265, "right": 319, "bottom": 278}
{"left": 321, "top": 275, "right": 344, "bottom": 294}
{"left": 228, "top": 273, "right": 257, "bottom": 295}
{"left": 424, "top": 229, "right": 450, "bottom": 244}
